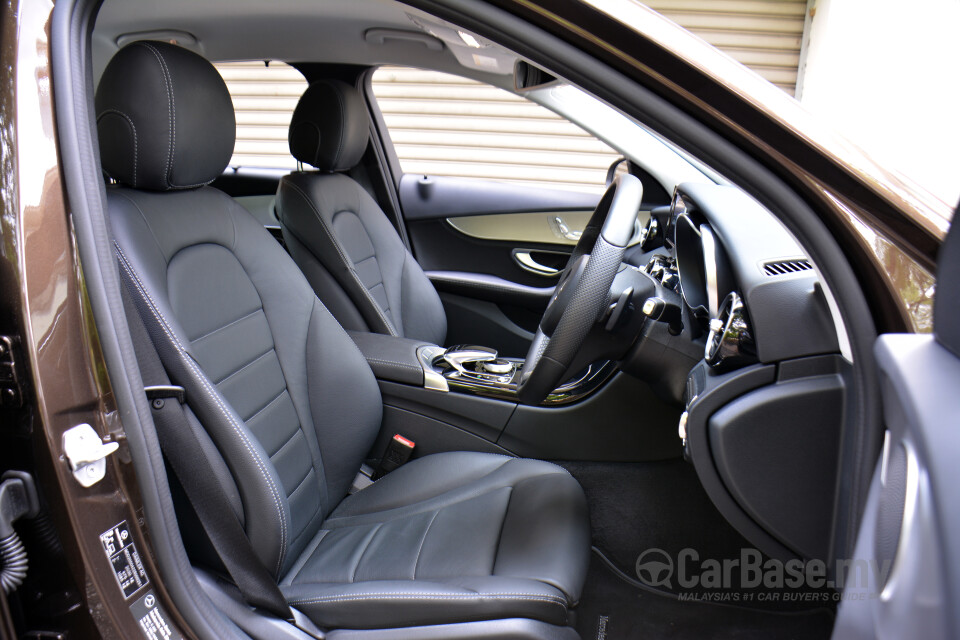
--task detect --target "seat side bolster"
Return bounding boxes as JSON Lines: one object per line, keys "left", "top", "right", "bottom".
{"left": 399, "top": 250, "right": 447, "bottom": 345}
{"left": 115, "top": 238, "right": 289, "bottom": 578}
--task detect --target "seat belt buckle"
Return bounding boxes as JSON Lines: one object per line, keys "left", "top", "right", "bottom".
{"left": 372, "top": 434, "right": 415, "bottom": 480}
{"left": 349, "top": 463, "right": 375, "bottom": 494}
{"left": 145, "top": 385, "right": 186, "bottom": 405}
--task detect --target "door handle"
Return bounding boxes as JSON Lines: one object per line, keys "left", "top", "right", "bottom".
{"left": 552, "top": 216, "right": 582, "bottom": 242}
{"left": 513, "top": 250, "right": 561, "bottom": 277}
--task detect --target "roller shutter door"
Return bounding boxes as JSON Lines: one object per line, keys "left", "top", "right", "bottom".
{"left": 644, "top": 0, "right": 807, "bottom": 95}
{"left": 216, "top": 61, "right": 307, "bottom": 171}
{"left": 370, "top": 67, "right": 619, "bottom": 193}
{"left": 215, "top": 2, "right": 806, "bottom": 181}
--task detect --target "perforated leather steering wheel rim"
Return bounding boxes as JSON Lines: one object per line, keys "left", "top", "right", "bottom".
{"left": 517, "top": 174, "right": 644, "bottom": 405}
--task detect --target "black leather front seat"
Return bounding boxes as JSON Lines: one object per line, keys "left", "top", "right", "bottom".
{"left": 97, "top": 41, "right": 589, "bottom": 632}
{"left": 276, "top": 80, "right": 448, "bottom": 345}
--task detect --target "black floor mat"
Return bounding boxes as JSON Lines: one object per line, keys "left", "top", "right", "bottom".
{"left": 575, "top": 552, "right": 836, "bottom": 640}
{"left": 559, "top": 460, "right": 836, "bottom": 611}
{"left": 560, "top": 460, "right": 755, "bottom": 582}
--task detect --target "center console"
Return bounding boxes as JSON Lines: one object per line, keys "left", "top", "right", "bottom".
{"left": 417, "top": 344, "right": 615, "bottom": 405}
{"left": 348, "top": 330, "right": 682, "bottom": 463}
{"left": 347, "top": 331, "right": 614, "bottom": 406}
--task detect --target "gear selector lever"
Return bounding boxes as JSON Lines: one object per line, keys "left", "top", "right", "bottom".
{"left": 439, "top": 345, "right": 498, "bottom": 375}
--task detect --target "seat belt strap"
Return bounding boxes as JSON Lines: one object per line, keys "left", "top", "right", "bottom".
{"left": 120, "top": 280, "right": 297, "bottom": 624}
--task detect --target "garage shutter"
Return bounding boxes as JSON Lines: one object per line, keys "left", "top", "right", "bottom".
{"left": 644, "top": 0, "right": 807, "bottom": 95}
{"left": 216, "top": 62, "right": 618, "bottom": 192}
{"left": 371, "top": 67, "right": 619, "bottom": 193}
{"left": 215, "top": 1, "right": 806, "bottom": 178}
{"left": 216, "top": 61, "right": 307, "bottom": 171}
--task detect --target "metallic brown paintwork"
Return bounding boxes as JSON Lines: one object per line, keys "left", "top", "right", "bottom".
{"left": 6, "top": 0, "right": 190, "bottom": 637}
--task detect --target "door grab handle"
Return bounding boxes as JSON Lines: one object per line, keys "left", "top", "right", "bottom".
{"left": 553, "top": 216, "right": 582, "bottom": 242}
{"left": 513, "top": 250, "right": 561, "bottom": 277}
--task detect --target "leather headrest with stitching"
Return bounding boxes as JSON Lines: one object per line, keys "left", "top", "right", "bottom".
{"left": 288, "top": 80, "right": 369, "bottom": 172}
{"left": 95, "top": 41, "right": 235, "bottom": 191}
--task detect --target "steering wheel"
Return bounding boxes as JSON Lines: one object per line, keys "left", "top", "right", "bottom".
{"left": 517, "top": 174, "right": 644, "bottom": 405}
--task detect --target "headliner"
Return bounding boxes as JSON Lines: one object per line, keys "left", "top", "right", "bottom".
{"left": 93, "top": 0, "right": 519, "bottom": 87}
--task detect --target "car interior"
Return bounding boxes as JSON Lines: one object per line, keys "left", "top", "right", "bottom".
{"left": 24, "top": 0, "right": 953, "bottom": 638}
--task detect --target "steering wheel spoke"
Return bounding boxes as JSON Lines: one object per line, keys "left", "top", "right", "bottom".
{"left": 517, "top": 174, "right": 644, "bottom": 405}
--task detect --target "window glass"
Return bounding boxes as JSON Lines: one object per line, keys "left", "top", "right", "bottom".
{"left": 214, "top": 61, "right": 307, "bottom": 170}
{"left": 371, "top": 66, "right": 620, "bottom": 193}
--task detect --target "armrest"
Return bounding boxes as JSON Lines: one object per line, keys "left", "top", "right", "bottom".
{"left": 425, "top": 271, "right": 554, "bottom": 308}
{"left": 347, "top": 331, "right": 436, "bottom": 387}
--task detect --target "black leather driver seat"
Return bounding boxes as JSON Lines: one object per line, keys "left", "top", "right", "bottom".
{"left": 97, "top": 41, "right": 589, "bottom": 633}
{"left": 276, "top": 80, "right": 448, "bottom": 345}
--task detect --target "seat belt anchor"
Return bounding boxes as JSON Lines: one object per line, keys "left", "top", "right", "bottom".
{"left": 145, "top": 385, "right": 186, "bottom": 408}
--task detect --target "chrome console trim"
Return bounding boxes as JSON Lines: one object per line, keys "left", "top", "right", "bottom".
{"left": 416, "top": 345, "right": 449, "bottom": 392}
{"left": 417, "top": 345, "right": 617, "bottom": 406}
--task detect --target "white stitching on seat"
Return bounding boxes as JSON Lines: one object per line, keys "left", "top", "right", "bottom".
{"left": 283, "top": 181, "right": 399, "bottom": 336}
{"left": 286, "top": 592, "right": 568, "bottom": 606}
{"left": 137, "top": 42, "right": 175, "bottom": 188}
{"left": 191, "top": 307, "right": 263, "bottom": 343}
{"left": 137, "top": 42, "right": 212, "bottom": 190}
{"left": 96, "top": 109, "right": 138, "bottom": 187}
{"left": 213, "top": 348, "right": 275, "bottom": 386}
{"left": 115, "top": 244, "right": 289, "bottom": 574}
{"left": 364, "top": 357, "right": 422, "bottom": 372}
{"left": 320, "top": 456, "right": 578, "bottom": 530}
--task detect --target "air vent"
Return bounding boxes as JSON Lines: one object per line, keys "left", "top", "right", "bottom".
{"left": 763, "top": 259, "right": 812, "bottom": 276}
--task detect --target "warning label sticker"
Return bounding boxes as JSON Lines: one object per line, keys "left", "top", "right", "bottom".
{"left": 130, "top": 590, "right": 184, "bottom": 640}
{"left": 99, "top": 520, "right": 149, "bottom": 599}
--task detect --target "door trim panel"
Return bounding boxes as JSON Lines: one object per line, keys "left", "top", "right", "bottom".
{"left": 447, "top": 210, "right": 593, "bottom": 245}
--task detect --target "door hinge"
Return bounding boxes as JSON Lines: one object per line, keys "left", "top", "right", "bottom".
{"left": 62, "top": 424, "right": 119, "bottom": 488}
{"left": 0, "top": 336, "right": 24, "bottom": 408}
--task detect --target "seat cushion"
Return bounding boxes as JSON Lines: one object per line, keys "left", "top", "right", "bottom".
{"left": 279, "top": 452, "right": 590, "bottom": 629}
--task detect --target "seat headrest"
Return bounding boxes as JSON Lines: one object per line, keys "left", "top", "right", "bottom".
{"left": 95, "top": 41, "right": 235, "bottom": 191}
{"left": 935, "top": 213, "right": 959, "bottom": 357}
{"left": 288, "top": 80, "right": 369, "bottom": 172}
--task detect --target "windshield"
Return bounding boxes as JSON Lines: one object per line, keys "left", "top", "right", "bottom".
{"left": 590, "top": 0, "right": 956, "bottom": 229}
{"left": 527, "top": 83, "right": 717, "bottom": 192}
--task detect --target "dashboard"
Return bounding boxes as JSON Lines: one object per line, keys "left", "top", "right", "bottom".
{"left": 636, "top": 182, "right": 840, "bottom": 372}
{"left": 625, "top": 182, "right": 852, "bottom": 564}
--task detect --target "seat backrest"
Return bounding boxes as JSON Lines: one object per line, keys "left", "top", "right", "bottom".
{"left": 97, "top": 41, "right": 382, "bottom": 578}
{"left": 276, "top": 80, "right": 447, "bottom": 345}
